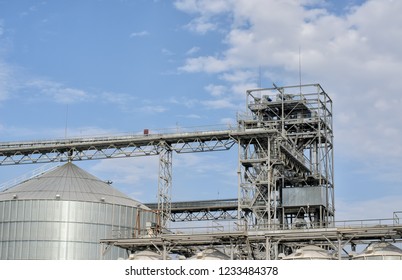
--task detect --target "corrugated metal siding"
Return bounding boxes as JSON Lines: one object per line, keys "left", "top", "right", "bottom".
{"left": 282, "top": 186, "right": 327, "bottom": 207}
{"left": 0, "top": 163, "right": 156, "bottom": 260}
{"left": 0, "top": 199, "right": 155, "bottom": 259}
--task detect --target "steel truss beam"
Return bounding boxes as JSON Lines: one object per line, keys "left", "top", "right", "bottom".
{"left": 0, "top": 130, "right": 236, "bottom": 165}
{"left": 146, "top": 199, "right": 239, "bottom": 222}
{"left": 0, "top": 130, "right": 236, "bottom": 231}
{"left": 171, "top": 209, "right": 238, "bottom": 222}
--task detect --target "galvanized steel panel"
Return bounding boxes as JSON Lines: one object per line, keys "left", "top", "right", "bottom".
{"left": 0, "top": 199, "right": 155, "bottom": 260}
{"left": 0, "top": 163, "right": 149, "bottom": 210}
{"left": 0, "top": 163, "right": 155, "bottom": 259}
{"left": 282, "top": 186, "right": 327, "bottom": 207}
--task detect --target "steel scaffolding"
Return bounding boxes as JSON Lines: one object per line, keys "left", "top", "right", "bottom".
{"left": 235, "top": 84, "right": 334, "bottom": 230}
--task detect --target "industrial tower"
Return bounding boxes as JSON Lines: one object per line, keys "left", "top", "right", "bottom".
{"left": 236, "top": 84, "right": 334, "bottom": 230}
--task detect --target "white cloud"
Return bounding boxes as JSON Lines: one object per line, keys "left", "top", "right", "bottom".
{"left": 162, "top": 48, "right": 174, "bottom": 56}
{"left": 180, "top": 55, "right": 229, "bottom": 72}
{"left": 174, "top": 0, "right": 233, "bottom": 33}
{"left": 177, "top": 0, "right": 402, "bottom": 77}
{"left": 202, "top": 98, "right": 236, "bottom": 109}
{"left": 0, "top": 60, "right": 106, "bottom": 141}
{"left": 221, "top": 70, "right": 259, "bottom": 97}
{"left": 168, "top": 96, "right": 199, "bottom": 108}
{"left": 174, "top": 0, "right": 232, "bottom": 14}
{"left": 141, "top": 105, "right": 168, "bottom": 114}
{"left": 220, "top": 69, "right": 256, "bottom": 84}
{"left": 186, "top": 46, "right": 200, "bottom": 55}
{"left": 101, "top": 91, "right": 137, "bottom": 107}
{"left": 0, "top": 20, "right": 17, "bottom": 101}
{"left": 0, "top": 61, "right": 16, "bottom": 102}
{"left": 204, "top": 84, "right": 227, "bottom": 96}
{"left": 52, "top": 87, "right": 88, "bottom": 104}
{"left": 129, "top": 30, "right": 149, "bottom": 37}
{"left": 25, "top": 79, "right": 90, "bottom": 104}
{"left": 0, "top": 25, "right": 91, "bottom": 105}
{"left": 90, "top": 157, "right": 159, "bottom": 202}
{"left": 176, "top": 0, "right": 402, "bottom": 186}
{"left": 181, "top": 114, "right": 202, "bottom": 119}
{"left": 184, "top": 17, "right": 217, "bottom": 34}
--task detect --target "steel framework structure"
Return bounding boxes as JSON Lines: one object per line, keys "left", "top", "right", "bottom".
{"left": 235, "top": 84, "right": 334, "bottom": 230}
{"left": 158, "top": 147, "right": 172, "bottom": 229}
{"left": 101, "top": 222, "right": 402, "bottom": 260}
{"left": 0, "top": 130, "right": 236, "bottom": 164}
{"left": 146, "top": 199, "right": 238, "bottom": 222}
{"left": 0, "top": 129, "right": 236, "bottom": 229}
{"left": 0, "top": 84, "right": 368, "bottom": 260}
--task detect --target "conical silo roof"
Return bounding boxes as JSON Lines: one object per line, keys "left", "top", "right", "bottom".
{"left": 189, "top": 248, "right": 231, "bottom": 260}
{"left": 353, "top": 242, "right": 402, "bottom": 259}
{"left": 281, "top": 245, "right": 335, "bottom": 260}
{"left": 0, "top": 162, "right": 148, "bottom": 209}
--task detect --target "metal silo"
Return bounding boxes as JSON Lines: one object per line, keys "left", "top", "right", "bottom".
{"left": 280, "top": 245, "right": 335, "bottom": 260}
{"left": 0, "top": 162, "right": 155, "bottom": 260}
{"left": 352, "top": 242, "right": 402, "bottom": 260}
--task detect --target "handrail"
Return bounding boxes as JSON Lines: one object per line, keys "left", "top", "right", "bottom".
{"left": 334, "top": 218, "right": 397, "bottom": 228}
{"left": 0, "top": 162, "right": 61, "bottom": 191}
{"left": 0, "top": 124, "right": 234, "bottom": 148}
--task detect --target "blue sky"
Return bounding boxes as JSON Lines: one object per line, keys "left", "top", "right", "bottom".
{"left": 0, "top": 0, "right": 401, "bottom": 221}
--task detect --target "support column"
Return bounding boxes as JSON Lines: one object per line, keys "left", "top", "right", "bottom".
{"left": 158, "top": 146, "right": 172, "bottom": 231}
{"left": 337, "top": 234, "right": 342, "bottom": 260}
{"left": 266, "top": 237, "right": 271, "bottom": 260}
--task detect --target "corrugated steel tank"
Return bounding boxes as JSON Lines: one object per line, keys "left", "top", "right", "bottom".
{"left": 0, "top": 162, "right": 155, "bottom": 260}
{"left": 352, "top": 242, "right": 402, "bottom": 260}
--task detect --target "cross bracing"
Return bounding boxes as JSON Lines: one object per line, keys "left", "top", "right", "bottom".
{"left": 0, "top": 130, "right": 236, "bottom": 165}
{"left": 236, "top": 84, "right": 334, "bottom": 231}
{"left": 0, "top": 84, "right": 341, "bottom": 259}
{"left": 0, "top": 129, "right": 237, "bottom": 230}
{"left": 146, "top": 199, "right": 239, "bottom": 222}
{"left": 0, "top": 84, "right": 333, "bottom": 229}
{"left": 101, "top": 223, "right": 402, "bottom": 260}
